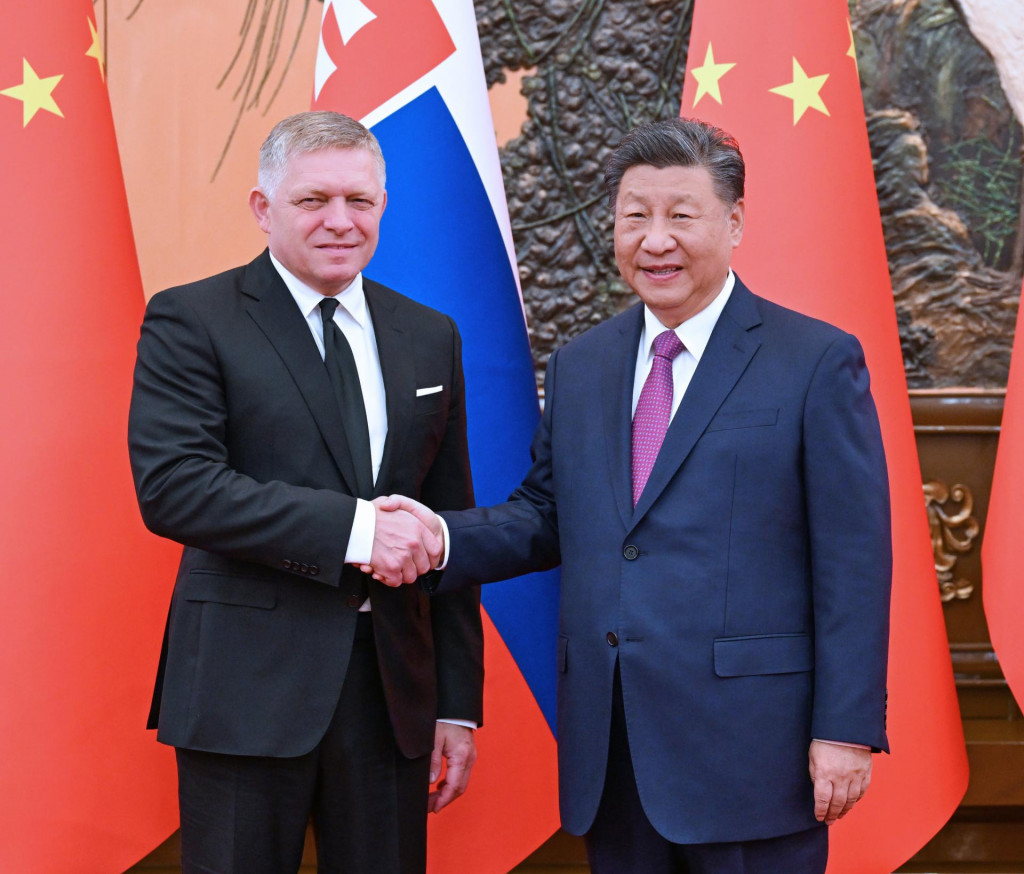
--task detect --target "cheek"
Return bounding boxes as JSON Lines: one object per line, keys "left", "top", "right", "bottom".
{"left": 613, "top": 234, "right": 638, "bottom": 265}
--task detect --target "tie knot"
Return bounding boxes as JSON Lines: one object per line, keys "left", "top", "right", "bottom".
{"left": 319, "top": 297, "right": 340, "bottom": 321}
{"left": 652, "top": 329, "right": 684, "bottom": 362}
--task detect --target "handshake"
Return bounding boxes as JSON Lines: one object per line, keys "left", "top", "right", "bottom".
{"left": 356, "top": 495, "right": 446, "bottom": 586}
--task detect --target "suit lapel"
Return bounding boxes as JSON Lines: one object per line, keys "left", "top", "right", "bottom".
{"left": 603, "top": 304, "right": 645, "bottom": 529}
{"left": 630, "top": 280, "right": 763, "bottom": 525}
{"left": 241, "top": 251, "right": 363, "bottom": 496}
{"left": 364, "top": 280, "right": 415, "bottom": 498}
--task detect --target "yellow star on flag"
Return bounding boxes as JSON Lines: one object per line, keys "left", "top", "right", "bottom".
{"left": 690, "top": 42, "right": 736, "bottom": 108}
{"left": 769, "top": 57, "right": 829, "bottom": 124}
{"left": 846, "top": 20, "right": 860, "bottom": 77}
{"left": 1, "top": 59, "right": 64, "bottom": 127}
{"left": 87, "top": 16, "right": 106, "bottom": 81}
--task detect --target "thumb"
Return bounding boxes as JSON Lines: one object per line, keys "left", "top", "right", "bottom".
{"left": 372, "top": 494, "right": 403, "bottom": 512}
{"left": 429, "top": 744, "right": 443, "bottom": 784}
{"left": 389, "top": 494, "right": 439, "bottom": 533}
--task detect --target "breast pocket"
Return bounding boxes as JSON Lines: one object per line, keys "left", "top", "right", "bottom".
{"left": 414, "top": 387, "right": 448, "bottom": 417}
{"left": 706, "top": 408, "right": 779, "bottom": 432}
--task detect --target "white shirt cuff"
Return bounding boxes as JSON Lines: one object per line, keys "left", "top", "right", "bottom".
{"left": 813, "top": 738, "right": 871, "bottom": 750}
{"left": 436, "top": 514, "right": 451, "bottom": 570}
{"left": 344, "top": 498, "right": 376, "bottom": 565}
{"left": 438, "top": 718, "right": 477, "bottom": 730}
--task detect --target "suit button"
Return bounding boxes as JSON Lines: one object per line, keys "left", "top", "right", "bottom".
{"left": 309, "top": 565, "right": 320, "bottom": 575}
{"left": 606, "top": 632, "right": 618, "bottom": 647}
{"left": 282, "top": 559, "right": 293, "bottom": 570}
{"left": 347, "top": 595, "right": 363, "bottom": 608}
{"left": 299, "top": 563, "right": 309, "bottom": 574}
{"left": 623, "top": 545, "right": 639, "bottom": 560}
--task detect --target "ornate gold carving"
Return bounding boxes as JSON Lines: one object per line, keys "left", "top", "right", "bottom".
{"left": 923, "top": 481, "right": 979, "bottom": 602}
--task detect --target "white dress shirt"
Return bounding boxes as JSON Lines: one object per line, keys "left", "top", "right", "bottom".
{"left": 631, "top": 271, "right": 735, "bottom": 418}
{"left": 269, "top": 254, "right": 381, "bottom": 574}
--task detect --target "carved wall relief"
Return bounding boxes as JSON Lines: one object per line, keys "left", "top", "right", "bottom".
{"left": 923, "top": 480, "right": 980, "bottom": 601}
{"left": 478, "top": 0, "right": 1023, "bottom": 391}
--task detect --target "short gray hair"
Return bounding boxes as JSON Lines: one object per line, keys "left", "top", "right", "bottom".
{"left": 603, "top": 117, "right": 744, "bottom": 207}
{"left": 258, "top": 111, "right": 386, "bottom": 197}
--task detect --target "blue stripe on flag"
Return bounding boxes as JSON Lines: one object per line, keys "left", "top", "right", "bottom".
{"left": 369, "top": 88, "right": 559, "bottom": 731}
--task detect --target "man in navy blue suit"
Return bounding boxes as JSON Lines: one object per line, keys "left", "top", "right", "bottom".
{"left": 372, "top": 118, "right": 892, "bottom": 873}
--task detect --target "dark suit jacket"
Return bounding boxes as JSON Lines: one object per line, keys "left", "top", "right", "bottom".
{"left": 128, "top": 249, "right": 483, "bottom": 760}
{"left": 435, "top": 277, "right": 891, "bottom": 844}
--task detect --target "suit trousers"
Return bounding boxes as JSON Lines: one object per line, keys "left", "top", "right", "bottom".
{"left": 584, "top": 662, "right": 828, "bottom": 874}
{"left": 176, "top": 614, "right": 432, "bottom": 874}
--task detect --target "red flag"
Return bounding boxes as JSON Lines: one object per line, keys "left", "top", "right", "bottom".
{"left": 680, "top": 1, "right": 967, "bottom": 870}
{"left": 0, "top": 2, "right": 180, "bottom": 870}
{"left": 983, "top": 281, "right": 1024, "bottom": 708}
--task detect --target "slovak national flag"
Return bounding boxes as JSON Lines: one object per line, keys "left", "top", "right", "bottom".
{"left": 313, "top": 1, "right": 561, "bottom": 871}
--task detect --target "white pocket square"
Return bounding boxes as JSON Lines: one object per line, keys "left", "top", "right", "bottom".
{"left": 416, "top": 385, "right": 443, "bottom": 397}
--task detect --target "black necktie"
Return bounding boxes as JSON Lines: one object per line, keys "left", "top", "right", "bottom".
{"left": 319, "top": 298, "right": 374, "bottom": 500}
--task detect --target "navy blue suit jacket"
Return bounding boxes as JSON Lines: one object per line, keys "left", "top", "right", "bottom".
{"left": 435, "top": 277, "right": 891, "bottom": 843}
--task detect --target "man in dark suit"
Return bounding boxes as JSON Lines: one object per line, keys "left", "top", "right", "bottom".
{"left": 128, "top": 111, "right": 483, "bottom": 874}
{"left": 374, "top": 118, "right": 891, "bottom": 873}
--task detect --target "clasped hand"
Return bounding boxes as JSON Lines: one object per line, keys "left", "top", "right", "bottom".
{"left": 357, "top": 495, "right": 444, "bottom": 585}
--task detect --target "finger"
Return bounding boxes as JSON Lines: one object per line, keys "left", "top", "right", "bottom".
{"left": 372, "top": 495, "right": 402, "bottom": 511}
{"left": 422, "top": 530, "right": 443, "bottom": 569}
{"left": 391, "top": 494, "right": 440, "bottom": 535}
{"left": 429, "top": 743, "right": 443, "bottom": 784}
{"left": 428, "top": 779, "right": 456, "bottom": 813}
{"left": 813, "top": 779, "right": 832, "bottom": 822}
{"left": 409, "top": 541, "right": 432, "bottom": 579}
{"left": 838, "top": 777, "right": 865, "bottom": 819}
{"left": 825, "top": 783, "right": 848, "bottom": 824}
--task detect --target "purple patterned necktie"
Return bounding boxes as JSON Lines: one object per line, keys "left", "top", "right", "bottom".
{"left": 632, "top": 329, "right": 686, "bottom": 506}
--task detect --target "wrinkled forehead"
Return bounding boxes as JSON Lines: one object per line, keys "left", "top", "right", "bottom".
{"left": 286, "top": 146, "right": 385, "bottom": 184}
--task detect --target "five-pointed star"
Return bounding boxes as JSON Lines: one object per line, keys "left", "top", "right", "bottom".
{"left": 1, "top": 59, "right": 64, "bottom": 127}
{"left": 690, "top": 42, "right": 736, "bottom": 107}
{"left": 87, "top": 16, "right": 105, "bottom": 81}
{"left": 846, "top": 19, "right": 860, "bottom": 77}
{"left": 769, "top": 57, "right": 829, "bottom": 124}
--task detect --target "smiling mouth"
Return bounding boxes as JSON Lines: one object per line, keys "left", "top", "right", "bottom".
{"left": 642, "top": 266, "right": 683, "bottom": 276}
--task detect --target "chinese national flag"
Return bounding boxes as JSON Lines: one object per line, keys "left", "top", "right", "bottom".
{"left": 983, "top": 280, "right": 1024, "bottom": 709}
{"left": 680, "top": 1, "right": 967, "bottom": 871}
{"left": 0, "top": 1, "right": 179, "bottom": 871}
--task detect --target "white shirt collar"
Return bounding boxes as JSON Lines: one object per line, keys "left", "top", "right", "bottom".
{"left": 641, "top": 270, "right": 735, "bottom": 364}
{"left": 268, "top": 251, "right": 368, "bottom": 328}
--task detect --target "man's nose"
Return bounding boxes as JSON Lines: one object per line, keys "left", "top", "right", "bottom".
{"left": 322, "top": 200, "right": 355, "bottom": 233}
{"left": 641, "top": 219, "right": 676, "bottom": 253}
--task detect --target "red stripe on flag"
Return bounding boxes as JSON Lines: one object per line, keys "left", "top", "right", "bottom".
{"left": 313, "top": 0, "right": 455, "bottom": 118}
{"left": 0, "top": 1, "right": 180, "bottom": 871}
{"left": 427, "top": 609, "right": 559, "bottom": 874}
{"left": 681, "top": 2, "right": 967, "bottom": 870}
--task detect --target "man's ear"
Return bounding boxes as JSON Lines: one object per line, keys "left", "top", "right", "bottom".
{"left": 249, "top": 188, "right": 271, "bottom": 233}
{"left": 729, "top": 197, "right": 745, "bottom": 248}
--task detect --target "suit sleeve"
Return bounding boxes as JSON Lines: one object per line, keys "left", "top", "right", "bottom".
{"left": 417, "top": 317, "right": 485, "bottom": 723}
{"left": 127, "top": 288, "right": 357, "bottom": 585}
{"left": 803, "top": 332, "right": 892, "bottom": 751}
{"left": 433, "top": 347, "right": 562, "bottom": 593}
